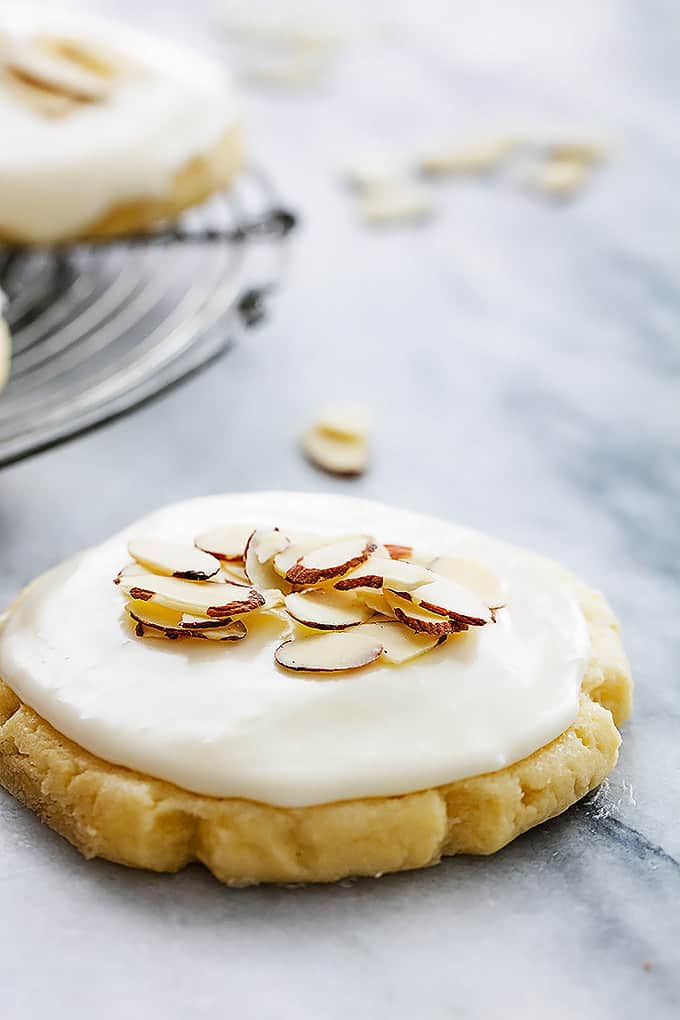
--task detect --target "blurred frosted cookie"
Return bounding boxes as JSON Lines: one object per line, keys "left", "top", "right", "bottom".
{"left": 0, "top": 6, "right": 243, "bottom": 243}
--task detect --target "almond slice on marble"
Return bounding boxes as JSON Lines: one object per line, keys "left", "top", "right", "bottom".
{"left": 275, "top": 630, "right": 383, "bottom": 673}
{"left": 244, "top": 528, "right": 290, "bottom": 590}
{"left": 127, "top": 538, "right": 221, "bottom": 581}
{"left": 194, "top": 523, "right": 255, "bottom": 562}
{"left": 119, "top": 573, "right": 264, "bottom": 618}
{"left": 334, "top": 555, "right": 433, "bottom": 591}
{"left": 409, "top": 579, "right": 493, "bottom": 626}
{"left": 429, "top": 556, "right": 503, "bottom": 609}
{"left": 420, "top": 137, "right": 520, "bottom": 175}
{"left": 359, "top": 182, "right": 433, "bottom": 225}
{"left": 284, "top": 589, "right": 371, "bottom": 630}
{"left": 301, "top": 426, "right": 368, "bottom": 476}
{"left": 315, "top": 403, "right": 370, "bottom": 440}
{"left": 531, "top": 158, "right": 588, "bottom": 198}
{"left": 358, "top": 620, "right": 441, "bottom": 664}
{"left": 285, "top": 536, "right": 376, "bottom": 586}
{"left": 383, "top": 591, "right": 457, "bottom": 637}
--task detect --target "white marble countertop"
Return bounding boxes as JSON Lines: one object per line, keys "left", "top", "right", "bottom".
{"left": 1, "top": 1, "right": 679, "bottom": 1016}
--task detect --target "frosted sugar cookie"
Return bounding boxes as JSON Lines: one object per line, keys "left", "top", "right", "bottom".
{"left": 0, "top": 6, "right": 242, "bottom": 243}
{"left": 0, "top": 492, "right": 631, "bottom": 885}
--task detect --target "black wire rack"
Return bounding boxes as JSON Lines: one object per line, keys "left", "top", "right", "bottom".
{"left": 0, "top": 167, "right": 296, "bottom": 467}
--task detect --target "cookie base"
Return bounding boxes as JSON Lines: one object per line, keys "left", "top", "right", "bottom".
{"left": 0, "top": 124, "right": 243, "bottom": 244}
{"left": 0, "top": 587, "right": 631, "bottom": 885}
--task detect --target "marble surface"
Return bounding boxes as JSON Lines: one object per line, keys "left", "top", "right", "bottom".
{"left": 1, "top": 1, "right": 679, "bottom": 1016}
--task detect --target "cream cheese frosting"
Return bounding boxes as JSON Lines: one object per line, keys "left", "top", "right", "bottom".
{"left": 0, "top": 5, "right": 239, "bottom": 242}
{"left": 0, "top": 492, "right": 590, "bottom": 807}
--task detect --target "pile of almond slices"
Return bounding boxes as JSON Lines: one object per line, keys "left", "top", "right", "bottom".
{"left": 114, "top": 525, "right": 504, "bottom": 675}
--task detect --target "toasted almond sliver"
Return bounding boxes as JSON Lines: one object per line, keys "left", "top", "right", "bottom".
{"left": 127, "top": 538, "right": 221, "bottom": 581}
{"left": 119, "top": 573, "right": 264, "bottom": 618}
{"left": 194, "top": 523, "right": 255, "bottom": 562}
{"left": 245, "top": 529, "right": 290, "bottom": 590}
{"left": 357, "top": 620, "right": 441, "bottom": 663}
{"left": 334, "top": 555, "right": 433, "bottom": 592}
{"left": 429, "top": 556, "right": 504, "bottom": 609}
{"left": 284, "top": 589, "right": 371, "bottom": 630}
{"left": 384, "top": 543, "right": 414, "bottom": 561}
{"left": 409, "top": 578, "right": 492, "bottom": 626}
{"left": 383, "top": 591, "right": 457, "bottom": 636}
{"left": 275, "top": 630, "right": 383, "bottom": 673}
{"left": 286, "top": 536, "right": 376, "bottom": 586}
{"left": 273, "top": 539, "right": 326, "bottom": 579}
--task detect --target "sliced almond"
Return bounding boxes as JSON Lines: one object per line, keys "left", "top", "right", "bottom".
{"left": 245, "top": 529, "right": 289, "bottom": 590}
{"left": 114, "top": 562, "right": 147, "bottom": 585}
{"left": 119, "top": 573, "right": 264, "bottom": 618}
{"left": 420, "top": 137, "right": 519, "bottom": 175}
{"left": 531, "top": 158, "right": 588, "bottom": 198}
{"left": 429, "top": 556, "right": 503, "bottom": 608}
{"left": 384, "top": 543, "right": 414, "bottom": 561}
{"left": 284, "top": 589, "right": 371, "bottom": 630}
{"left": 220, "top": 561, "right": 250, "bottom": 584}
{"left": 180, "top": 613, "right": 232, "bottom": 631}
{"left": 335, "top": 555, "right": 432, "bottom": 592}
{"left": 273, "top": 539, "right": 326, "bottom": 579}
{"left": 383, "top": 591, "right": 456, "bottom": 637}
{"left": 359, "top": 591, "right": 395, "bottom": 617}
{"left": 301, "top": 426, "right": 368, "bottom": 476}
{"left": 358, "top": 620, "right": 441, "bottom": 664}
{"left": 359, "top": 182, "right": 433, "bottom": 224}
{"left": 195, "top": 620, "right": 248, "bottom": 642}
{"left": 548, "top": 142, "right": 604, "bottom": 165}
{"left": 275, "top": 630, "right": 383, "bottom": 673}
{"left": 125, "top": 600, "right": 185, "bottom": 638}
{"left": 5, "top": 39, "right": 111, "bottom": 103}
{"left": 286, "top": 536, "right": 376, "bottom": 586}
{"left": 194, "top": 523, "right": 254, "bottom": 562}
{"left": 259, "top": 588, "right": 286, "bottom": 611}
{"left": 315, "top": 403, "right": 370, "bottom": 440}
{"left": 127, "top": 538, "right": 220, "bottom": 581}
{"left": 409, "top": 579, "right": 492, "bottom": 626}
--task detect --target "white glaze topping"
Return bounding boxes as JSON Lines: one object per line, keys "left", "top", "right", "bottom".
{"left": 0, "top": 6, "right": 239, "bottom": 242}
{"left": 0, "top": 492, "right": 590, "bottom": 807}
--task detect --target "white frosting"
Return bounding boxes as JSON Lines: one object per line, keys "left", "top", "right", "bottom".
{"left": 0, "top": 492, "right": 590, "bottom": 807}
{"left": 0, "top": 6, "right": 239, "bottom": 241}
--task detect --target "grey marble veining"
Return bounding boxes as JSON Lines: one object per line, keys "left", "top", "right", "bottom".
{"left": 1, "top": 1, "right": 679, "bottom": 1017}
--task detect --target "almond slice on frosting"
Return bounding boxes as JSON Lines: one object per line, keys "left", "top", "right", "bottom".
{"left": 357, "top": 620, "right": 441, "bottom": 664}
{"left": 334, "top": 555, "right": 433, "bottom": 591}
{"left": 429, "top": 556, "right": 504, "bottom": 609}
{"left": 275, "top": 630, "right": 383, "bottom": 673}
{"left": 409, "top": 579, "right": 492, "bottom": 626}
{"left": 127, "top": 538, "right": 221, "bottom": 581}
{"left": 114, "top": 562, "right": 147, "bottom": 585}
{"left": 119, "top": 573, "right": 265, "bottom": 618}
{"left": 284, "top": 589, "right": 371, "bottom": 630}
{"left": 285, "top": 536, "right": 376, "bottom": 586}
{"left": 244, "top": 529, "right": 290, "bottom": 590}
{"left": 383, "top": 591, "right": 457, "bottom": 637}
{"left": 5, "top": 39, "right": 112, "bottom": 103}
{"left": 384, "top": 543, "right": 414, "bottom": 561}
{"left": 273, "top": 539, "right": 327, "bottom": 579}
{"left": 194, "top": 523, "right": 254, "bottom": 562}
{"left": 125, "top": 600, "right": 186, "bottom": 638}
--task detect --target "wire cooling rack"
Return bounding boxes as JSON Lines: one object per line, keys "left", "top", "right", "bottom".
{"left": 0, "top": 167, "right": 296, "bottom": 467}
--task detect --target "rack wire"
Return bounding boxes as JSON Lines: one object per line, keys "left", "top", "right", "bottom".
{"left": 0, "top": 167, "right": 295, "bottom": 467}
